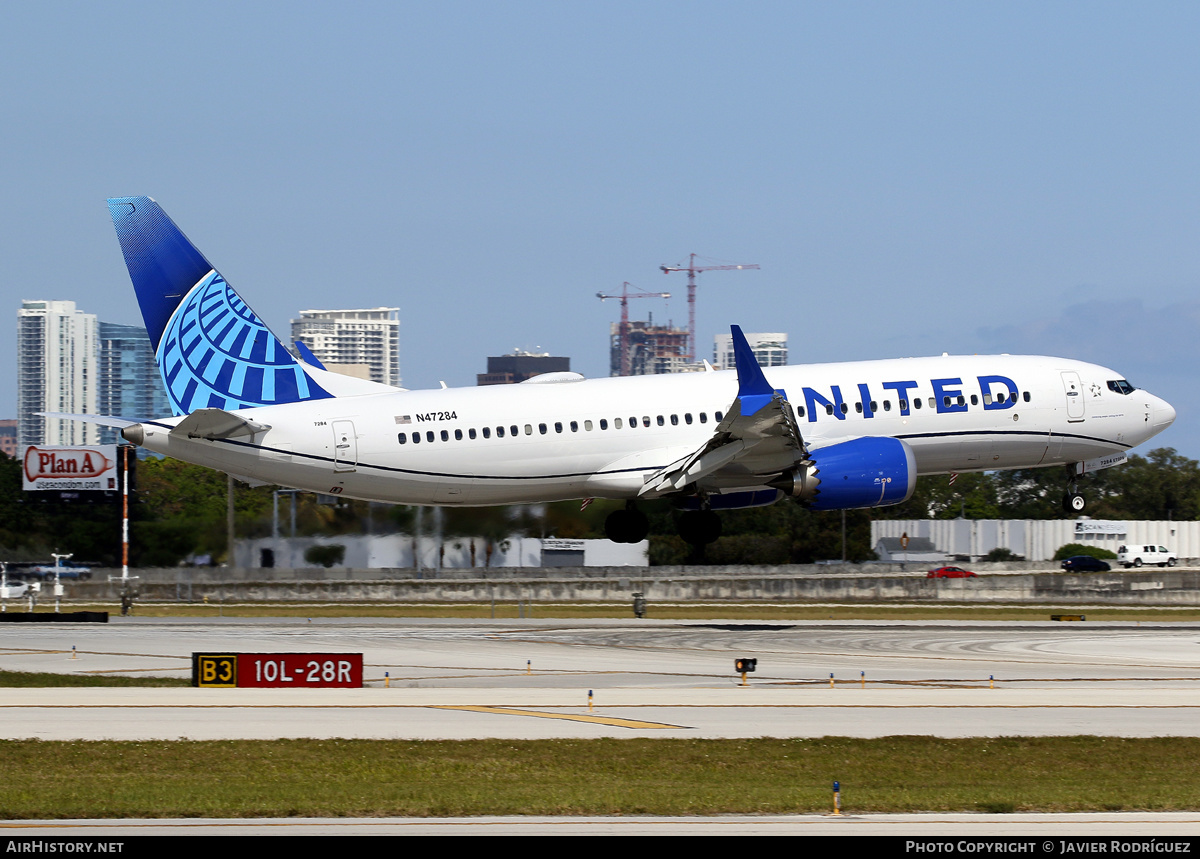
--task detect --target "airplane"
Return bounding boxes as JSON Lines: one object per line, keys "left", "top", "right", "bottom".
{"left": 72, "top": 197, "right": 1176, "bottom": 546}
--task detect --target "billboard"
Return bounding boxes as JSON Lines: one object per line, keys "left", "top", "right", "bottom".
{"left": 22, "top": 445, "right": 119, "bottom": 492}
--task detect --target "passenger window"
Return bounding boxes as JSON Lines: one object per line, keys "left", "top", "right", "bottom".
{"left": 670, "top": 414, "right": 678, "bottom": 426}
{"left": 997, "top": 393, "right": 1006, "bottom": 403}
{"left": 412, "top": 432, "right": 421, "bottom": 444}
{"left": 615, "top": 418, "right": 623, "bottom": 429}
{"left": 984, "top": 394, "right": 993, "bottom": 405}
{"left": 913, "top": 399, "right": 922, "bottom": 410}
{"left": 496, "top": 426, "right": 505, "bottom": 438}
{"left": 525, "top": 425, "right": 534, "bottom": 435}
{"left": 715, "top": 411, "right": 724, "bottom": 421}
{"left": 657, "top": 415, "right": 665, "bottom": 426}
{"left": 1023, "top": 392, "right": 1031, "bottom": 402}
{"left": 553, "top": 422, "right": 562, "bottom": 433}
{"left": 855, "top": 402, "right": 863, "bottom": 414}
{"left": 397, "top": 433, "right": 407, "bottom": 444}
{"left": 969, "top": 395, "right": 977, "bottom": 406}
{"left": 597, "top": 419, "right": 605, "bottom": 430}
{"left": 840, "top": 403, "right": 848, "bottom": 415}
{"left": 469, "top": 428, "right": 477, "bottom": 439}
{"left": 700, "top": 413, "right": 708, "bottom": 423}
{"left": 883, "top": 401, "right": 892, "bottom": 411}
{"left": 870, "top": 401, "right": 877, "bottom": 411}
{"left": 630, "top": 416, "right": 637, "bottom": 427}
{"left": 584, "top": 420, "right": 593, "bottom": 431}
{"left": 427, "top": 431, "right": 435, "bottom": 443}
{"left": 797, "top": 406, "right": 805, "bottom": 417}
{"left": 685, "top": 413, "right": 693, "bottom": 425}
{"left": 956, "top": 396, "right": 965, "bottom": 406}
{"left": 511, "top": 425, "right": 519, "bottom": 436}
{"left": 826, "top": 404, "right": 834, "bottom": 416}
{"left": 454, "top": 429, "right": 463, "bottom": 440}
{"left": 483, "top": 427, "right": 491, "bottom": 438}
{"left": 643, "top": 416, "right": 651, "bottom": 427}
{"left": 440, "top": 430, "right": 449, "bottom": 441}
{"left": 570, "top": 421, "right": 578, "bottom": 432}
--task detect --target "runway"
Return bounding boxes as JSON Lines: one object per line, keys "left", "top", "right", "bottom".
{"left": 3, "top": 617, "right": 1200, "bottom": 740}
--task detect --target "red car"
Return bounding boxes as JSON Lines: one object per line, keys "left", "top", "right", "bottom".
{"left": 927, "top": 566, "right": 977, "bottom": 578}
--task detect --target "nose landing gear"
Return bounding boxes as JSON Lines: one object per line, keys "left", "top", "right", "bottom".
{"left": 1062, "top": 464, "right": 1086, "bottom": 513}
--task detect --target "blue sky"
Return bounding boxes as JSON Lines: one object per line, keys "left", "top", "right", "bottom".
{"left": 2, "top": 1, "right": 1198, "bottom": 458}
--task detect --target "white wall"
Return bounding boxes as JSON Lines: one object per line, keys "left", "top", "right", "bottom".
{"left": 872, "top": 519, "right": 1200, "bottom": 561}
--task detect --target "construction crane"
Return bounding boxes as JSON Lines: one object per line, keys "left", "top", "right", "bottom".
{"left": 597, "top": 282, "right": 671, "bottom": 376}
{"left": 660, "top": 254, "right": 760, "bottom": 361}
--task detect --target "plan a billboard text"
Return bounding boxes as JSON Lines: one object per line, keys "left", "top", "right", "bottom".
{"left": 22, "top": 445, "right": 118, "bottom": 492}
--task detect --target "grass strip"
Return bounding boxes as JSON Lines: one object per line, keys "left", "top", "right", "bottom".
{"left": 0, "top": 669, "right": 188, "bottom": 687}
{"left": 0, "top": 736, "right": 1196, "bottom": 818}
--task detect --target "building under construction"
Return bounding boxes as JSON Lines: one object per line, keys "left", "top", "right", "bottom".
{"left": 610, "top": 316, "right": 696, "bottom": 376}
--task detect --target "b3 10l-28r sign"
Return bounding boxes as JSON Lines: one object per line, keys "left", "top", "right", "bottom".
{"left": 192, "top": 652, "right": 363, "bottom": 688}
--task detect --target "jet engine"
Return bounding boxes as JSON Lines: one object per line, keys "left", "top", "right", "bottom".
{"left": 769, "top": 437, "right": 917, "bottom": 510}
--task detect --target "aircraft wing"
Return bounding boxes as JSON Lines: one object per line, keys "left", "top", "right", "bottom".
{"left": 638, "top": 326, "right": 807, "bottom": 497}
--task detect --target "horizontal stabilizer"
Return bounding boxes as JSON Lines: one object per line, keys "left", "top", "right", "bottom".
{"left": 170, "top": 408, "right": 271, "bottom": 440}
{"left": 36, "top": 412, "right": 141, "bottom": 429}
{"left": 294, "top": 341, "right": 326, "bottom": 370}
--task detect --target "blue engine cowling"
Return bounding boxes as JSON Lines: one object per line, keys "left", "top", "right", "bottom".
{"left": 770, "top": 437, "right": 916, "bottom": 510}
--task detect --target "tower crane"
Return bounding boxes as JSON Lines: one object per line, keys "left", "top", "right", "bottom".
{"left": 660, "top": 254, "right": 760, "bottom": 361}
{"left": 597, "top": 282, "right": 671, "bottom": 376}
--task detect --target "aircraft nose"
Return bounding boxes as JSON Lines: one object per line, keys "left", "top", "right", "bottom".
{"left": 1155, "top": 396, "right": 1177, "bottom": 429}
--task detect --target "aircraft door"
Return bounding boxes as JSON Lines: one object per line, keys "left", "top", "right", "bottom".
{"left": 1061, "top": 372, "right": 1085, "bottom": 422}
{"left": 332, "top": 420, "right": 357, "bottom": 472}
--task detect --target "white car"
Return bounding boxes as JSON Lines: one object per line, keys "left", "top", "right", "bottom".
{"left": 1117, "top": 545, "right": 1177, "bottom": 568}
{"left": 0, "top": 582, "right": 29, "bottom": 599}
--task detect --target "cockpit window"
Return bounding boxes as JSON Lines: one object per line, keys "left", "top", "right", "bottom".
{"left": 1107, "top": 380, "right": 1136, "bottom": 395}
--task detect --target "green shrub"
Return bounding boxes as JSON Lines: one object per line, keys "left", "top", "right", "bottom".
{"left": 984, "top": 547, "right": 1020, "bottom": 561}
{"left": 1052, "top": 543, "right": 1117, "bottom": 561}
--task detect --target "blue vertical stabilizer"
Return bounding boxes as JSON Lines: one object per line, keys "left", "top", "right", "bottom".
{"left": 107, "top": 197, "right": 332, "bottom": 415}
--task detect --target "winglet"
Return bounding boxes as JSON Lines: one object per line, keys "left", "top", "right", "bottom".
{"left": 731, "top": 325, "right": 780, "bottom": 415}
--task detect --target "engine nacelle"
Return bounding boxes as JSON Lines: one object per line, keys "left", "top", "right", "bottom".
{"left": 770, "top": 437, "right": 916, "bottom": 510}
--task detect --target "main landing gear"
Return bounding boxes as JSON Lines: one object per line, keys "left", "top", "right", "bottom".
{"left": 603, "top": 501, "right": 725, "bottom": 549}
{"left": 677, "top": 509, "right": 722, "bottom": 546}
{"left": 1062, "top": 464, "right": 1086, "bottom": 514}
{"left": 605, "top": 501, "right": 650, "bottom": 544}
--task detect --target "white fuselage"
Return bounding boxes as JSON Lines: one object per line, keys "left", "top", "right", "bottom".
{"left": 130, "top": 354, "right": 1176, "bottom": 506}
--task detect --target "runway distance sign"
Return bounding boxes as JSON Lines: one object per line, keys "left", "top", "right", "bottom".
{"left": 192, "top": 653, "right": 363, "bottom": 688}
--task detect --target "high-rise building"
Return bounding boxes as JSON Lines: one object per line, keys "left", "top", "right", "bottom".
{"left": 713, "top": 332, "right": 788, "bottom": 371}
{"left": 0, "top": 420, "right": 17, "bottom": 458}
{"left": 477, "top": 351, "right": 570, "bottom": 385}
{"left": 97, "top": 323, "right": 171, "bottom": 445}
{"left": 17, "top": 300, "right": 99, "bottom": 446}
{"left": 291, "top": 308, "right": 401, "bottom": 387}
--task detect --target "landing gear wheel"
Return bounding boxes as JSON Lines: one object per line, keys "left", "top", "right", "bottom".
{"left": 604, "top": 507, "right": 649, "bottom": 544}
{"left": 1062, "top": 492, "right": 1086, "bottom": 513}
{"left": 678, "top": 509, "right": 722, "bottom": 546}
